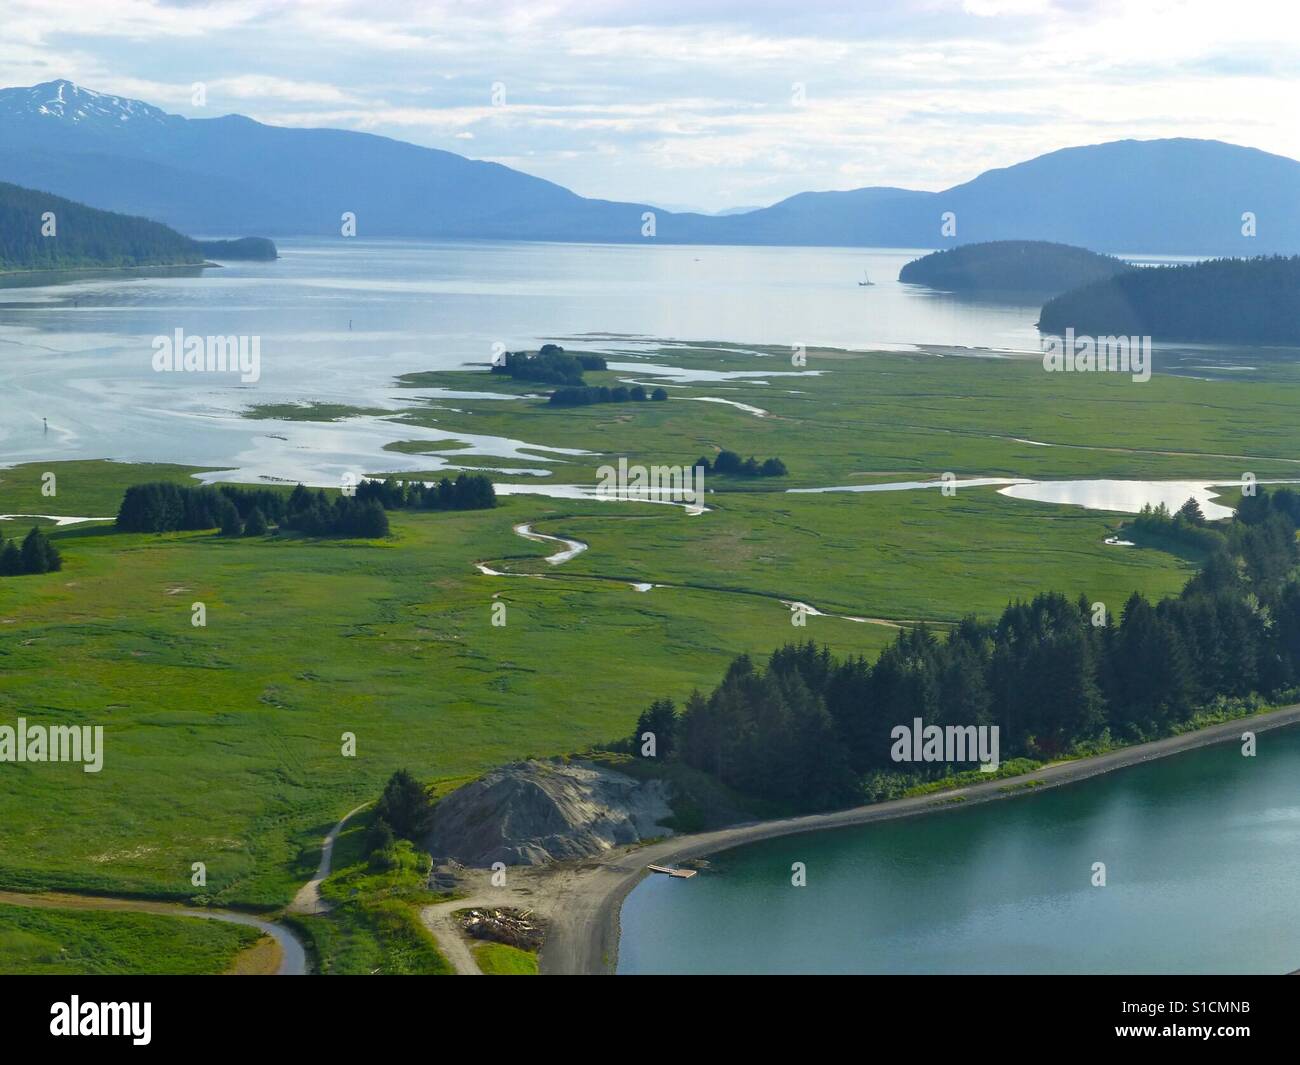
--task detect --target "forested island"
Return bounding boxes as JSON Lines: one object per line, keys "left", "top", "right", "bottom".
{"left": 1039, "top": 255, "right": 1300, "bottom": 342}
{"left": 626, "top": 487, "right": 1300, "bottom": 812}
{"left": 0, "top": 180, "right": 276, "bottom": 273}
{"left": 491, "top": 344, "right": 607, "bottom": 386}
{"left": 899, "top": 240, "right": 1129, "bottom": 293}
{"left": 194, "top": 237, "right": 278, "bottom": 261}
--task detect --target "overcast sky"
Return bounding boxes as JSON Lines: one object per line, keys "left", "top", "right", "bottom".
{"left": 4, "top": 0, "right": 1299, "bottom": 211}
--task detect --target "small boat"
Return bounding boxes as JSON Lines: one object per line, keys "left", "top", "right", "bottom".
{"left": 858, "top": 270, "right": 874, "bottom": 287}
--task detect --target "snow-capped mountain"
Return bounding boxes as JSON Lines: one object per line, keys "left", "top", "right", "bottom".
{"left": 0, "top": 79, "right": 173, "bottom": 127}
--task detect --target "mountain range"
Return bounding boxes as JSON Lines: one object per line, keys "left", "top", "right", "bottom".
{"left": 3, "top": 80, "right": 1299, "bottom": 254}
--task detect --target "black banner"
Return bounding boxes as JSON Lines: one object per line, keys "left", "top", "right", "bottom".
{"left": 0, "top": 974, "right": 1287, "bottom": 1051}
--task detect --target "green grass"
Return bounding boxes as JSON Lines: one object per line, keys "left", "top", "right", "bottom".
{"left": 6, "top": 338, "right": 1300, "bottom": 971}
{"left": 304, "top": 838, "right": 451, "bottom": 975}
{"left": 0, "top": 460, "right": 219, "bottom": 525}
{"left": 0, "top": 475, "right": 896, "bottom": 908}
{"left": 473, "top": 941, "right": 539, "bottom": 975}
{"left": 0, "top": 902, "right": 259, "bottom": 974}
{"left": 385, "top": 345, "right": 1300, "bottom": 489}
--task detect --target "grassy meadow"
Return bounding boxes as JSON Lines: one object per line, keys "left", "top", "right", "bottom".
{"left": 0, "top": 902, "right": 259, "bottom": 975}
{"left": 4, "top": 340, "right": 1300, "bottom": 972}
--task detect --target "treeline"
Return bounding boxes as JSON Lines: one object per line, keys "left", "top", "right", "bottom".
{"left": 117, "top": 482, "right": 290, "bottom": 535}
{"left": 1039, "top": 255, "right": 1300, "bottom": 342}
{"left": 116, "top": 473, "right": 496, "bottom": 539}
{"left": 899, "top": 240, "right": 1128, "bottom": 294}
{"left": 0, "top": 526, "right": 62, "bottom": 577}
{"left": 282, "top": 487, "right": 390, "bottom": 538}
{"left": 628, "top": 487, "right": 1300, "bottom": 812}
{"left": 491, "top": 344, "right": 607, "bottom": 386}
{"left": 549, "top": 384, "right": 668, "bottom": 406}
{"left": 694, "top": 450, "right": 787, "bottom": 478}
{"left": 354, "top": 472, "right": 496, "bottom": 511}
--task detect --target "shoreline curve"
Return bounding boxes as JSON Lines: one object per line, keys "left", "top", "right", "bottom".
{"left": 537, "top": 701, "right": 1300, "bottom": 975}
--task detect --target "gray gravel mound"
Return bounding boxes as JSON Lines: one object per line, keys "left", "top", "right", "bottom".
{"left": 428, "top": 759, "right": 674, "bottom": 867}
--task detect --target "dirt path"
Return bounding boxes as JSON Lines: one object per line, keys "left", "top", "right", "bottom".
{"left": 288, "top": 802, "right": 369, "bottom": 916}
{"left": 518, "top": 702, "right": 1300, "bottom": 974}
{"left": 0, "top": 800, "right": 371, "bottom": 975}
{"left": 420, "top": 897, "right": 489, "bottom": 975}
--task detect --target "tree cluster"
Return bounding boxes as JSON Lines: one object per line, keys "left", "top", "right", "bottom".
{"left": 0, "top": 526, "right": 62, "bottom": 576}
{"left": 354, "top": 473, "right": 496, "bottom": 511}
{"left": 694, "top": 450, "right": 787, "bottom": 478}
{"left": 491, "top": 344, "right": 607, "bottom": 386}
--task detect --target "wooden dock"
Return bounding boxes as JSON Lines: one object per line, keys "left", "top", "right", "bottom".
{"left": 648, "top": 864, "right": 697, "bottom": 879}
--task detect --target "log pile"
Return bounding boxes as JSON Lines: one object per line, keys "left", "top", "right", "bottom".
{"left": 458, "top": 907, "right": 544, "bottom": 951}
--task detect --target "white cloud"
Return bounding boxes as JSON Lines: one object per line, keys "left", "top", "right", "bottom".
{"left": 0, "top": 0, "right": 1298, "bottom": 209}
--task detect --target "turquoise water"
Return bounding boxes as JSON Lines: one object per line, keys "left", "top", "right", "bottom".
{"left": 617, "top": 727, "right": 1300, "bottom": 974}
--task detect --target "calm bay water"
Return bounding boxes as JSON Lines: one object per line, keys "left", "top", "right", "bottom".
{"left": 0, "top": 240, "right": 1043, "bottom": 484}
{"left": 618, "top": 726, "right": 1300, "bottom": 974}
{"left": 0, "top": 239, "right": 1275, "bottom": 488}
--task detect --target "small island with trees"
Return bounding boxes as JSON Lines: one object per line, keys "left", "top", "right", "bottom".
{"left": 491, "top": 344, "right": 607, "bottom": 386}
{"left": 899, "top": 240, "right": 1130, "bottom": 294}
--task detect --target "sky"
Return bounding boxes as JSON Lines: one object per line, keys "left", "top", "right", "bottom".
{"left": 3, "top": 0, "right": 1299, "bottom": 211}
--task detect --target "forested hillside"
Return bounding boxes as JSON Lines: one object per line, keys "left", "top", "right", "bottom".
{"left": 1039, "top": 255, "right": 1300, "bottom": 341}
{"left": 0, "top": 180, "right": 275, "bottom": 271}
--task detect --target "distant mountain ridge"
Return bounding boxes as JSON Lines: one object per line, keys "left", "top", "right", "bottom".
{"left": 3, "top": 80, "right": 1300, "bottom": 254}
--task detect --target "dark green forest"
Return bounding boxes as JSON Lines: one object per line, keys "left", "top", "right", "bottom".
{"left": 1039, "top": 255, "right": 1300, "bottom": 342}
{"left": 0, "top": 181, "right": 276, "bottom": 271}
{"left": 629, "top": 488, "right": 1300, "bottom": 812}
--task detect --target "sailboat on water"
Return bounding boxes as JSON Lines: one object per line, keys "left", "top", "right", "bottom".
{"left": 858, "top": 270, "right": 874, "bottom": 287}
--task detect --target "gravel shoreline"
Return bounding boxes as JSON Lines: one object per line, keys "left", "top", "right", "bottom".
{"left": 529, "top": 701, "right": 1300, "bottom": 974}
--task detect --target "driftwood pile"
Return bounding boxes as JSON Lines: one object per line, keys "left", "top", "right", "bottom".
{"left": 458, "top": 907, "right": 544, "bottom": 951}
